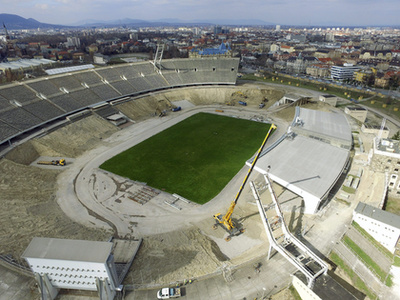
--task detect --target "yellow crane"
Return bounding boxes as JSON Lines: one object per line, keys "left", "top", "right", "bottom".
{"left": 213, "top": 123, "right": 277, "bottom": 241}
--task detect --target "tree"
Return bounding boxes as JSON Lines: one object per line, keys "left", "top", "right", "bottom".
{"left": 366, "top": 74, "right": 375, "bottom": 87}
{"left": 392, "top": 131, "right": 400, "bottom": 140}
{"left": 389, "top": 75, "right": 400, "bottom": 89}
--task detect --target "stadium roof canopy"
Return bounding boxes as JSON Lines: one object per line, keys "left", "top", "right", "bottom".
{"left": 45, "top": 64, "right": 95, "bottom": 75}
{"left": 249, "top": 108, "right": 350, "bottom": 214}
{"left": 254, "top": 135, "right": 349, "bottom": 208}
{"left": 294, "top": 108, "right": 352, "bottom": 144}
{"left": 0, "top": 58, "right": 53, "bottom": 71}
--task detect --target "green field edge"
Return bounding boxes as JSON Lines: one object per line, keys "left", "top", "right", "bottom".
{"left": 342, "top": 235, "right": 390, "bottom": 285}
{"left": 100, "top": 113, "right": 272, "bottom": 205}
{"left": 352, "top": 221, "right": 395, "bottom": 260}
{"left": 329, "top": 251, "right": 377, "bottom": 300}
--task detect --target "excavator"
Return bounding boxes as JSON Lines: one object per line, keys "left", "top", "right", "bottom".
{"left": 37, "top": 159, "right": 66, "bottom": 166}
{"left": 213, "top": 123, "right": 277, "bottom": 241}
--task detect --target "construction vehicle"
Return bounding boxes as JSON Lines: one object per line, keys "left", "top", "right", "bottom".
{"left": 156, "top": 99, "right": 172, "bottom": 116}
{"left": 157, "top": 287, "right": 181, "bottom": 299}
{"left": 232, "top": 91, "right": 247, "bottom": 98}
{"left": 213, "top": 124, "right": 277, "bottom": 241}
{"left": 259, "top": 97, "right": 268, "bottom": 109}
{"left": 156, "top": 108, "right": 166, "bottom": 117}
{"left": 37, "top": 159, "right": 66, "bottom": 166}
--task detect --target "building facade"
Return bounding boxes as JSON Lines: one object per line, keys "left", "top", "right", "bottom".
{"left": 319, "top": 94, "right": 337, "bottom": 106}
{"left": 22, "top": 238, "right": 120, "bottom": 300}
{"left": 331, "top": 64, "right": 360, "bottom": 80}
{"left": 353, "top": 202, "right": 400, "bottom": 254}
{"left": 344, "top": 106, "right": 367, "bottom": 123}
{"left": 189, "top": 42, "right": 232, "bottom": 58}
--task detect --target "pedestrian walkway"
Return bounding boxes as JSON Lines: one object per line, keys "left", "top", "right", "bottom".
{"left": 333, "top": 241, "right": 382, "bottom": 294}
{"left": 346, "top": 226, "right": 392, "bottom": 273}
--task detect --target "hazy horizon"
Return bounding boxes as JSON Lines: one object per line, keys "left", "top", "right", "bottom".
{"left": 1, "top": 0, "right": 400, "bottom": 27}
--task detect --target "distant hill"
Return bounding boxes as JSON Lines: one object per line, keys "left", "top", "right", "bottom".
{"left": 0, "top": 14, "right": 275, "bottom": 30}
{"left": 0, "top": 14, "right": 67, "bottom": 29}
{"left": 77, "top": 18, "right": 275, "bottom": 27}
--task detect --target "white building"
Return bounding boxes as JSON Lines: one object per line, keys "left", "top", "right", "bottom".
{"left": 22, "top": 237, "right": 120, "bottom": 300}
{"left": 374, "top": 138, "right": 400, "bottom": 159}
{"left": 344, "top": 106, "right": 367, "bottom": 123}
{"left": 331, "top": 63, "right": 360, "bottom": 80}
{"left": 319, "top": 94, "right": 337, "bottom": 107}
{"left": 353, "top": 202, "right": 400, "bottom": 254}
{"left": 249, "top": 107, "right": 351, "bottom": 214}
{"left": 67, "top": 37, "right": 81, "bottom": 48}
{"left": 361, "top": 123, "right": 390, "bottom": 139}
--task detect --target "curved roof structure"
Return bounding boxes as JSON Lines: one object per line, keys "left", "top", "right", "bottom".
{"left": 250, "top": 108, "right": 351, "bottom": 214}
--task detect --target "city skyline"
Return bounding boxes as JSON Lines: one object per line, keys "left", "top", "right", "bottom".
{"left": 1, "top": 0, "right": 400, "bottom": 27}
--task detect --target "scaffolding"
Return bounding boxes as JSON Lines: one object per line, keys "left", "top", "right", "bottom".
{"left": 250, "top": 173, "right": 328, "bottom": 288}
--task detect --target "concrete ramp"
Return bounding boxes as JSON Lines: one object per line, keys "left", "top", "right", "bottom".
{"left": 250, "top": 174, "right": 328, "bottom": 288}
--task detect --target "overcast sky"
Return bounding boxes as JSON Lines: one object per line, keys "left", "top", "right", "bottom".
{"left": 2, "top": 0, "right": 400, "bottom": 26}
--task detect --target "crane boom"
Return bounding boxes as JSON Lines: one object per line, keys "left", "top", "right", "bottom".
{"left": 213, "top": 123, "right": 277, "bottom": 240}
{"left": 233, "top": 123, "right": 277, "bottom": 205}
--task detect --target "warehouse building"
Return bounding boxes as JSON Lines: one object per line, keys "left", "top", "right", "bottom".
{"left": 22, "top": 237, "right": 141, "bottom": 300}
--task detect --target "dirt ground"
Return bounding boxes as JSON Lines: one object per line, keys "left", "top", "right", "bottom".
{"left": 0, "top": 158, "right": 109, "bottom": 262}
{"left": 1, "top": 82, "right": 393, "bottom": 299}
{"left": 0, "top": 83, "right": 285, "bottom": 267}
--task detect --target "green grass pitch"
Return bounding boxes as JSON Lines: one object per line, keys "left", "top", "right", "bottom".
{"left": 100, "top": 112, "right": 272, "bottom": 204}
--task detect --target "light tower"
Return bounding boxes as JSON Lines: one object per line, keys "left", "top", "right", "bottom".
{"left": 3, "top": 22, "right": 10, "bottom": 41}
{"left": 153, "top": 43, "right": 164, "bottom": 72}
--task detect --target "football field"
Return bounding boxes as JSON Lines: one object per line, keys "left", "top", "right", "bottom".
{"left": 100, "top": 112, "right": 272, "bottom": 204}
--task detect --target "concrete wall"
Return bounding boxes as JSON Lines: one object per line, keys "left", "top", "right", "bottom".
{"left": 344, "top": 107, "right": 367, "bottom": 123}
{"left": 318, "top": 95, "right": 337, "bottom": 107}
{"left": 292, "top": 275, "right": 322, "bottom": 300}
{"left": 353, "top": 212, "right": 400, "bottom": 254}
{"left": 25, "top": 257, "right": 114, "bottom": 291}
{"left": 361, "top": 124, "right": 389, "bottom": 139}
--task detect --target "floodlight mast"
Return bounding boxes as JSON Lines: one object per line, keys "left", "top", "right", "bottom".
{"left": 213, "top": 124, "right": 277, "bottom": 241}
{"left": 154, "top": 44, "right": 164, "bottom": 72}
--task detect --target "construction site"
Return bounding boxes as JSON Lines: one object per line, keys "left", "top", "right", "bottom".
{"left": 0, "top": 56, "right": 399, "bottom": 300}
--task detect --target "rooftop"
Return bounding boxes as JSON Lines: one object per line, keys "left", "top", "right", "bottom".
{"left": 376, "top": 138, "right": 400, "bottom": 154}
{"left": 22, "top": 237, "right": 112, "bottom": 263}
{"left": 355, "top": 202, "right": 400, "bottom": 230}
{"left": 254, "top": 134, "right": 349, "bottom": 199}
{"left": 295, "top": 107, "right": 352, "bottom": 143}
{"left": 346, "top": 106, "right": 367, "bottom": 111}
{"left": 0, "top": 58, "right": 53, "bottom": 70}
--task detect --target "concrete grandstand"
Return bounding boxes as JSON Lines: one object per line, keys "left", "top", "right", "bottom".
{"left": 0, "top": 57, "right": 239, "bottom": 148}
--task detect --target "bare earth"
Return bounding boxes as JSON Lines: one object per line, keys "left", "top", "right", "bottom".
{"left": 0, "top": 83, "right": 398, "bottom": 299}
